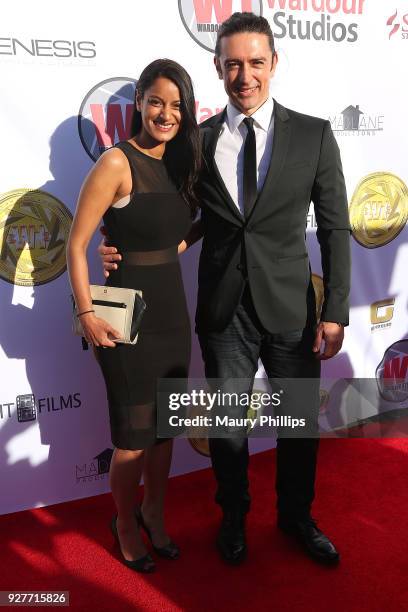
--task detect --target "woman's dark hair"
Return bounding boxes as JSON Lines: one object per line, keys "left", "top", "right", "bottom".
{"left": 215, "top": 12, "right": 275, "bottom": 57}
{"left": 131, "top": 59, "right": 201, "bottom": 217}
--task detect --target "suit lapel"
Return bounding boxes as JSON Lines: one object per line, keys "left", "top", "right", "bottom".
{"left": 204, "top": 109, "right": 244, "bottom": 224}
{"left": 246, "top": 100, "right": 291, "bottom": 223}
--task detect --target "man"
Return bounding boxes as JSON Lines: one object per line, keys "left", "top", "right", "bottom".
{"left": 101, "top": 12, "right": 351, "bottom": 566}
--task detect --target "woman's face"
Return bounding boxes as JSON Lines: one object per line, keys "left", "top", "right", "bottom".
{"left": 136, "top": 77, "right": 182, "bottom": 144}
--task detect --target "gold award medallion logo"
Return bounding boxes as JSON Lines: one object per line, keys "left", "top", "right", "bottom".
{"left": 349, "top": 172, "right": 408, "bottom": 248}
{"left": 0, "top": 189, "right": 72, "bottom": 286}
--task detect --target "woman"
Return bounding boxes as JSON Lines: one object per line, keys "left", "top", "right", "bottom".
{"left": 67, "top": 59, "right": 201, "bottom": 573}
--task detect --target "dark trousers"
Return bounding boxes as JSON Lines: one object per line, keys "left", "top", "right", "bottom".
{"left": 198, "top": 286, "right": 321, "bottom": 521}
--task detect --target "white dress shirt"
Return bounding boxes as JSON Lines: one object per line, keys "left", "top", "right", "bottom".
{"left": 214, "top": 96, "right": 275, "bottom": 215}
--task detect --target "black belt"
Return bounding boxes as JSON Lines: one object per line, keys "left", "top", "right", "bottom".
{"left": 121, "top": 246, "right": 178, "bottom": 266}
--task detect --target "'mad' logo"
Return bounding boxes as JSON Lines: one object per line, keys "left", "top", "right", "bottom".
{"left": 178, "top": 0, "right": 263, "bottom": 52}
{"left": 76, "top": 448, "right": 113, "bottom": 483}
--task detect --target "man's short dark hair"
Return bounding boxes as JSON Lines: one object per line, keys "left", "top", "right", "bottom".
{"left": 215, "top": 12, "right": 275, "bottom": 57}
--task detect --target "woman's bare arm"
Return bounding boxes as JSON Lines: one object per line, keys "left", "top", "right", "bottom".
{"left": 67, "top": 148, "right": 127, "bottom": 346}
{"left": 99, "top": 217, "right": 204, "bottom": 278}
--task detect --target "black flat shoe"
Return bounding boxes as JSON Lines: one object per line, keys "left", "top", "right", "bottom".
{"left": 135, "top": 507, "right": 180, "bottom": 560}
{"left": 216, "top": 511, "right": 247, "bottom": 565}
{"left": 110, "top": 515, "right": 156, "bottom": 573}
{"left": 278, "top": 516, "right": 340, "bottom": 565}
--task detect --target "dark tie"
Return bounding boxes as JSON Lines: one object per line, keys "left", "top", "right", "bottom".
{"left": 242, "top": 116, "right": 257, "bottom": 217}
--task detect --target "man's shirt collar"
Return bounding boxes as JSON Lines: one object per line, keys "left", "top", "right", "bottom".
{"left": 225, "top": 96, "right": 274, "bottom": 134}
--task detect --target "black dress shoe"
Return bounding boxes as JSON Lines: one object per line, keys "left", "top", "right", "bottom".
{"left": 216, "top": 511, "right": 247, "bottom": 565}
{"left": 135, "top": 507, "right": 180, "bottom": 560}
{"left": 278, "top": 517, "right": 340, "bottom": 564}
{"left": 111, "top": 516, "right": 156, "bottom": 573}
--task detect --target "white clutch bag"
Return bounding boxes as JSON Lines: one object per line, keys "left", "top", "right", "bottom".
{"left": 72, "top": 285, "right": 146, "bottom": 345}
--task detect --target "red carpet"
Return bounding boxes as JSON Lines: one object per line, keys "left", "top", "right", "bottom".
{"left": 1, "top": 439, "right": 408, "bottom": 611}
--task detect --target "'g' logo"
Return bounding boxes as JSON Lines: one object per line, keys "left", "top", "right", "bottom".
{"left": 370, "top": 298, "right": 395, "bottom": 325}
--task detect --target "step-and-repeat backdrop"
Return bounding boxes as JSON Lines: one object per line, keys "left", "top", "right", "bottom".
{"left": 1, "top": 1, "right": 407, "bottom": 514}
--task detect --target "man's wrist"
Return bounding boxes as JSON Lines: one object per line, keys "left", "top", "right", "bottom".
{"left": 322, "top": 321, "right": 344, "bottom": 327}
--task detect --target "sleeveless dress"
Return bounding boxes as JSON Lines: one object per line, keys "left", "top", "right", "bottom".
{"left": 95, "top": 141, "right": 192, "bottom": 450}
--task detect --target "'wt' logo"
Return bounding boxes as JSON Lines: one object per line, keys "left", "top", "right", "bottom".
{"left": 179, "top": 0, "right": 263, "bottom": 52}
{"left": 383, "top": 356, "right": 408, "bottom": 381}
{"left": 89, "top": 104, "right": 133, "bottom": 149}
{"left": 376, "top": 340, "right": 408, "bottom": 403}
{"left": 78, "top": 77, "right": 136, "bottom": 161}
{"left": 193, "top": 0, "right": 255, "bottom": 23}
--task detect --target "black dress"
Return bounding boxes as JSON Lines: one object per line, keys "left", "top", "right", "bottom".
{"left": 95, "top": 141, "right": 192, "bottom": 450}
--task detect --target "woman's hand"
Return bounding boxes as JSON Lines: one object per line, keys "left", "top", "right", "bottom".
{"left": 79, "top": 312, "right": 122, "bottom": 347}
{"left": 178, "top": 240, "right": 188, "bottom": 254}
{"left": 178, "top": 219, "right": 203, "bottom": 254}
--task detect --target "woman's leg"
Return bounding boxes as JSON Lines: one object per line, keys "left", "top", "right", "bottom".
{"left": 109, "top": 447, "right": 150, "bottom": 561}
{"left": 141, "top": 439, "right": 174, "bottom": 547}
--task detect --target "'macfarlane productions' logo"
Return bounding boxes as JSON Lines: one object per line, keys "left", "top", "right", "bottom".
{"left": 0, "top": 393, "right": 82, "bottom": 421}
{"left": 0, "top": 37, "right": 96, "bottom": 63}
{"left": 0, "top": 189, "right": 72, "bottom": 286}
{"left": 268, "top": 0, "right": 365, "bottom": 43}
{"left": 78, "top": 77, "right": 136, "bottom": 161}
{"left": 349, "top": 172, "right": 408, "bottom": 248}
{"left": 329, "top": 104, "right": 384, "bottom": 137}
{"left": 386, "top": 8, "right": 408, "bottom": 39}
{"left": 376, "top": 340, "right": 408, "bottom": 403}
{"left": 178, "top": 0, "right": 263, "bottom": 52}
{"left": 76, "top": 448, "right": 113, "bottom": 484}
{"left": 370, "top": 298, "right": 395, "bottom": 332}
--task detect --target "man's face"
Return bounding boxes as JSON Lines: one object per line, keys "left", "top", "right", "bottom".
{"left": 215, "top": 32, "right": 277, "bottom": 115}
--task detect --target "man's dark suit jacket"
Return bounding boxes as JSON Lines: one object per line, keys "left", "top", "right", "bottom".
{"left": 195, "top": 100, "right": 351, "bottom": 334}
